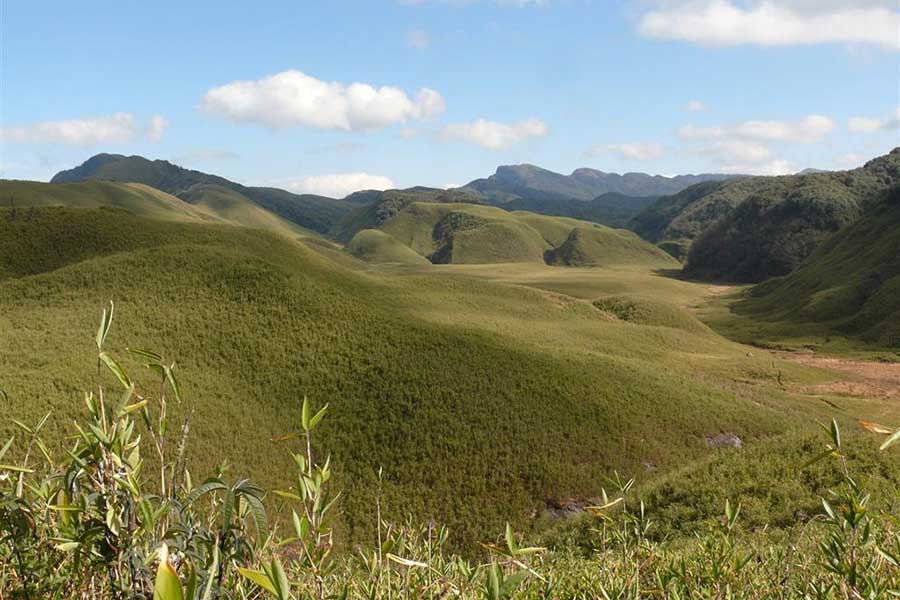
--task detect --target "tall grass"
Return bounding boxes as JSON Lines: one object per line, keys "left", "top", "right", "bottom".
{"left": 1, "top": 305, "right": 899, "bottom": 598}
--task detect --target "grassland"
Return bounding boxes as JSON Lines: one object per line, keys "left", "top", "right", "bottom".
{"left": 5, "top": 203, "right": 889, "bottom": 551}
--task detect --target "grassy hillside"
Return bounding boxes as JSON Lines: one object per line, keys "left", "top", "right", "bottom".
{"left": 0, "top": 205, "right": 830, "bottom": 548}
{"left": 339, "top": 194, "right": 677, "bottom": 268}
{"left": 0, "top": 179, "right": 216, "bottom": 223}
{"left": 711, "top": 186, "right": 900, "bottom": 351}
{"left": 180, "top": 183, "right": 315, "bottom": 238}
{"left": 346, "top": 229, "right": 430, "bottom": 265}
{"left": 630, "top": 149, "right": 900, "bottom": 282}
{"left": 51, "top": 153, "right": 355, "bottom": 234}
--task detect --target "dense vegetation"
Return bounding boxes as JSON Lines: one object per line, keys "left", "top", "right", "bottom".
{"left": 2, "top": 205, "right": 810, "bottom": 549}
{"left": 336, "top": 195, "right": 676, "bottom": 267}
{"left": 630, "top": 148, "right": 900, "bottom": 282}
{"left": 717, "top": 185, "right": 900, "bottom": 350}
{"left": 2, "top": 311, "right": 899, "bottom": 598}
{"left": 50, "top": 153, "right": 354, "bottom": 234}
{"left": 499, "top": 193, "right": 657, "bottom": 229}
{"left": 463, "top": 164, "right": 728, "bottom": 203}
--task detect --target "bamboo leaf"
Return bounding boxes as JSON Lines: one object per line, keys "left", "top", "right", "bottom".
{"left": 153, "top": 544, "right": 184, "bottom": 600}
{"left": 880, "top": 429, "right": 900, "bottom": 451}
{"left": 99, "top": 352, "right": 132, "bottom": 388}
{"left": 237, "top": 567, "right": 278, "bottom": 595}
{"left": 386, "top": 553, "right": 429, "bottom": 568}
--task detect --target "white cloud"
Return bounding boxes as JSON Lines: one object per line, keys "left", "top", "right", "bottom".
{"left": 201, "top": 70, "right": 445, "bottom": 131}
{"left": 400, "top": 127, "right": 420, "bottom": 139}
{"left": 638, "top": 1, "right": 900, "bottom": 50}
{"left": 441, "top": 118, "right": 548, "bottom": 150}
{"left": 442, "top": 182, "right": 461, "bottom": 189}
{"left": 285, "top": 173, "right": 395, "bottom": 198}
{"left": 685, "top": 100, "right": 707, "bottom": 112}
{"left": 721, "top": 158, "right": 795, "bottom": 175}
{"left": 848, "top": 108, "right": 900, "bottom": 132}
{"left": 586, "top": 142, "right": 665, "bottom": 161}
{"left": 679, "top": 115, "right": 835, "bottom": 143}
{"left": 407, "top": 28, "right": 430, "bottom": 49}
{"left": 0, "top": 113, "right": 143, "bottom": 146}
{"left": 706, "top": 139, "right": 773, "bottom": 162}
{"left": 146, "top": 115, "right": 169, "bottom": 142}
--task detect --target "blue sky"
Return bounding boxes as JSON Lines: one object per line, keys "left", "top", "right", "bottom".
{"left": 1, "top": 0, "right": 899, "bottom": 197}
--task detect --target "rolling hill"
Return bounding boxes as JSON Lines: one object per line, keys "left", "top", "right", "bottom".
{"left": 337, "top": 192, "right": 677, "bottom": 268}
{"left": 726, "top": 185, "right": 900, "bottom": 349}
{"left": 0, "top": 202, "right": 820, "bottom": 547}
{"left": 51, "top": 153, "right": 355, "bottom": 234}
{"left": 631, "top": 148, "right": 900, "bottom": 282}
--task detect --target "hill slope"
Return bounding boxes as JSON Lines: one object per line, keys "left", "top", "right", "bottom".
{"left": 631, "top": 149, "right": 900, "bottom": 282}
{"left": 730, "top": 185, "right": 900, "bottom": 348}
{"left": 0, "top": 205, "right": 803, "bottom": 546}
{"left": 339, "top": 192, "right": 677, "bottom": 268}
{"left": 0, "top": 179, "right": 216, "bottom": 223}
{"left": 52, "top": 153, "right": 354, "bottom": 234}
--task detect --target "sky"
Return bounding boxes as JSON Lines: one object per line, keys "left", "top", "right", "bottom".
{"left": 1, "top": 0, "right": 899, "bottom": 198}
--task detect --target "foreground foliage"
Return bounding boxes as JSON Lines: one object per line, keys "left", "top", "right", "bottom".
{"left": 1, "top": 306, "right": 899, "bottom": 598}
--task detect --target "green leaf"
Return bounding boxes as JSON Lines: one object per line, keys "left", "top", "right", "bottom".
{"left": 164, "top": 365, "right": 182, "bottom": 404}
{"left": 386, "top": 553, "right": 429, "bottom": 568}
{"left": 308, "top": 404, "right": 328, "bottom": 430}
{"left": 486, "top": 563, "right": 500, "bottom": 600}
{"left": 271, "top": 557, "right": 290, "bottom": 600}
{"left": 0, "top": 437, "right": 14, "bottom": 462}
{"left": 99, "top": 352, "right": 131, "bottom": 388}
{"left": 237, "top": 567, "right": 278, "bottom": 596}
{"left": 880, "top": 429, "right": 900, "bottom": 451}
{"left": 55, "top": 541, "right": 81, "bottom": 552}
{"left": 96, "top": 302, "right": 114, "bottom": 351}
{"left": 301, "top": 396, "right": 311, "bottom": 431}
{"left": 153, "top": 544, "right": 184, "bottom": 600}
{"left": 499, "top": 569, "right": 529, "bottom": 597}
{"left": 830, "top": 418, "right": 841, "bottom": 449}
{"left": 801, "top": 449, "right": 836, "bottom": 471}
{"left": 200, "top": 542, "right": 219, "bottom": 600}
{"left": 0, "top": 464, "right": 34, "bottom": 473}
{"left": 505, "top": 522, "right": 517, "bottom": 554}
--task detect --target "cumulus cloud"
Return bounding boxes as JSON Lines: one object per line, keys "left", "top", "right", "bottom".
{"left": 586, "top": 142, "right": 665, "bottom": 161}
{"left": 638, "top": 0, "right": 900, "bottom": 50}
{"left": 407, "top": 28, "right": 430, "bottom": 49}
{"left": 834, "top": 153, "right": 866, "bottom": 169}
{"left": 146, "top": 115, "right": 169, "bottom": 142}
{"left": 441, "top": 118, "right": 548, "bottom": 150}
{"left": 0, "top": 113, "right": 148, "bottom": 146}
{"left": 285, "top": 173, "right": 395, "bottom": 198}
{"left": 685, "top": 100, "right": 708, "bottom": 112}
{"left": 201, "top": 70, "right": 445, "bottom": 131}
{"left": 848, "top": 108, "right": 900, "bottom": 133}
{"left": 678, "top": 115, "right": 835, "bottom": 143}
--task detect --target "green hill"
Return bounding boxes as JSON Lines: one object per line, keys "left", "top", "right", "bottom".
{"left": 630, "top": 149, "right": 900, "bottom": 282}
{"left": 345, "top": 229, "right": 430, "bottom": 265}
{"left": 0, "top": 204, "right": 814, "bottom": 547}
{"left": 726, "top": 185, "right": 900, "bottom": 349}
{"left": 0, "top": 179, "right": 216, "bottom": 223}
{"left": 338, "top": 192, "right": 677, "bottom": 268}
{"left": 51, "top": 153, "right": 355, "bottom": 234}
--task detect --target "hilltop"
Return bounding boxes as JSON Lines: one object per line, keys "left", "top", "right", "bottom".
{"left": 51, "top": 153, "right": 354, "bottom": 234}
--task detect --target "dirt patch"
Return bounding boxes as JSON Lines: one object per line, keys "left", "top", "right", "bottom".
{"left": 783, "top": 354, "right": 900, "bottom": 399}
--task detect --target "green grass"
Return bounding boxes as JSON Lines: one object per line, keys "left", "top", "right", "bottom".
{"left": 699, "top": 187, "right": 900, "bottom": 355}
{"left": 346, "top": 229, "right": 431, "bottom": 265}
{"left": 343, "top": 199, "right": 677, "bottom": 268}
{"left": 0, "top": 205, "right": 851, "bottom": 549}
{"left": 0, "top": 179, "right": 216, "bottom": 223}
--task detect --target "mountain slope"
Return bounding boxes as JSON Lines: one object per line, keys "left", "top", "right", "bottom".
{"left": 464, "top": 164, "right": 730, "bottom": 203}
{"left": 501, "top": 192, "right": 659, "bottom": 228}
{"left": 52, "top": 153, "right": 354, "bottom": 234}
{"left": 629, "top": 149, "right": 900, "bottom": 282}
{"left": 731, "top": 185, "right": 900, "bottom": 348}
{"left": 0, "top": 205, "right": 796, "bottom": 546}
